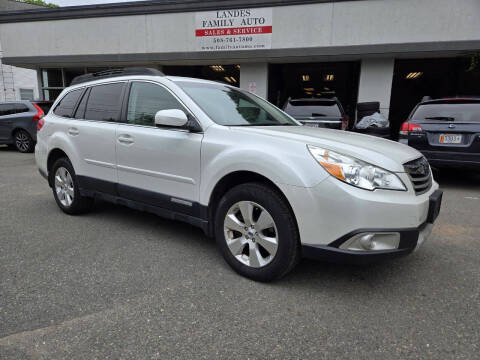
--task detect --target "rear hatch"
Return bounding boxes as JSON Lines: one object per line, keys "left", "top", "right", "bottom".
{"left": 283, "top": 99, "right": 344, "bottom": 129}
{"left": 406, "top": 99, "right": 480, "bottom": 160}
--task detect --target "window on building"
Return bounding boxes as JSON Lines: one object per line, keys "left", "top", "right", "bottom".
{"left": 43, "top": 89, "right": 63, "bottom": 101}
{"left": 85, "top": 83, "right": 124, "bottom": 122}
{"left": 64, "top": 68, "right": 86, "bottom": 87}
{"left": 53, "top": 89, "right": 83, "bottom": 118}
{"left": 19, "top": 88, "right": 34, "bottom": 101}
{"left": 126, "top": 82, "right": 186, "bottom": 126}
{"left": 42, "top": 69, "right": 63, "bottom": 87}
{"left": 41, "top": 68, "right": 64, "bottom": 101}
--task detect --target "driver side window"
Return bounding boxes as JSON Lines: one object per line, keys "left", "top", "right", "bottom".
{"left": 127, "top": 82, "right": 186, "bottom": 126}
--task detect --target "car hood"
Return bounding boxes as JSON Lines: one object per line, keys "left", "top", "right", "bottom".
{"left": 232, "top": 126, "right": 423, "bottom": 172}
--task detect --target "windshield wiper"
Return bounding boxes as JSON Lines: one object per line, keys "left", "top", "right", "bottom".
{"left": 424, "top": 116, "right": 455, "bottom": 121}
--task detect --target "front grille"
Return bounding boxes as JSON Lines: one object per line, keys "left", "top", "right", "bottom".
{"left": 404, "top": 157, "right": 432, "bottom": 195}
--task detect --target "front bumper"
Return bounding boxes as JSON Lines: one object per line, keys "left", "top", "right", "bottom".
{"left": 279, "top": 171, "right": 440, "bottom": 247}
{"left": 302, "top": 190, "right": 443, "bottom": 264}
{"left": 302, "top": 222, "right": 433, "bottom": 264}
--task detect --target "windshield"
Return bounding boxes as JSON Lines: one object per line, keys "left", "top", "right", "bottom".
{"left": 284, "top": 100, "right": 342, "bottom": 117}
{"left": 175, "top": 81, "right": 298, "bottom": 126}
{"left": 412, "top": 102, "right": 480, "bottom": 122}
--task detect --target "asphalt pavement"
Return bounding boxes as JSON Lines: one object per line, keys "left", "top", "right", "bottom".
{"left": 1, "top": 146, "right": 479, "bottom": 359}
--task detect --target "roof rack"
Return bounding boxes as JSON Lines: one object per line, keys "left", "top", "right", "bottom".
{"left": 70, "top": 67, "right": 164, "bottom": 86}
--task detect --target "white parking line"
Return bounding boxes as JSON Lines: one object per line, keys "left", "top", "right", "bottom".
{"left": 464, "top": 196, "right": 480, "bottom": 200}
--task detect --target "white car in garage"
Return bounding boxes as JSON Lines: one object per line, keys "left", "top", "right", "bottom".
{"left": 35, "top": 68, "right": 443, "bottom": 281}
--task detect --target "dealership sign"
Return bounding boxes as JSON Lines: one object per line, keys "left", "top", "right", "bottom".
{"left": 195, "top": 8, "right": 272, "bottom": 51}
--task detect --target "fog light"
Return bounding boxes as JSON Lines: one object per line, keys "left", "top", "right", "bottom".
{"left": 359, "top": 234, "right": 375, "bottom": 250}
{"left": 339, "top": 232, "right": 400, "bottom": 251}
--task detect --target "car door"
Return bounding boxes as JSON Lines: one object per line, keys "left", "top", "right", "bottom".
{"left": 53, "top": 83, "right": 125, "bottom": 194}
{"left": 0, "top": 104, "right": 16, "bottom": 141}
{"left": 115, "top": 80, "right": 203, "bottom": 215}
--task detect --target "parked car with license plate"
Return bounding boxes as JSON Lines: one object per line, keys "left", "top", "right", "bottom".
{"left": 35, "top": 68, "right": 442, "bottom": 281}
{"left": 283, "top": 98, "right": 348, "bottom": 130}
{"left": 399, "top": 98, "right": 480, "bottom": 170}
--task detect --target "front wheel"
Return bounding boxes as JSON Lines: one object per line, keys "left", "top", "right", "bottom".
{"left": 51, "top": 157, "right": 93, "bottom": 215}
{"left": 215, "top": 182, "right": 300, "bottom": 282}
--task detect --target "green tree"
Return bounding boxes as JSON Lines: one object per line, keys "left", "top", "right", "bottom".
{"left": 17, "top": 0, "right": 59, "bottom": 8}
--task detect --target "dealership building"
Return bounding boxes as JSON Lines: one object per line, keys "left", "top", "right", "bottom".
{"left": 0, "top": 0, "right": 479, "bottom": 131}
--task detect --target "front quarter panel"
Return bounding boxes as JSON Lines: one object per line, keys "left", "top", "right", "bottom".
{"left": 199, "top": 125, "right": 329, "bottom": 205}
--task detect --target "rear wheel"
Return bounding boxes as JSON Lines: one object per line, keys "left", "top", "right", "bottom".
{"left": 51, "top": 157, "right": 93, "bottom": 215}
{"left": 14, "top": 130, "right": 34, "bottom": 153}
{"left": 215, "top": 182, "right": 300, "bottom": 282}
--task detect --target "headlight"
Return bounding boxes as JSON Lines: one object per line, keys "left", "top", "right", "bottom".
{"left": 307, "top": 145, "right": 406, "bottom": 191}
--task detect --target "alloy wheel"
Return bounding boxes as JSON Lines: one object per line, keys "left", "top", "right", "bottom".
{"left": 223, "top": 201, "right": 278, "bottom": 268}
{"left": 15, "top": 132, "right": 30, "bottom": 152}
{"left": 54, "top": 167, "right": 75, "bottom": 207}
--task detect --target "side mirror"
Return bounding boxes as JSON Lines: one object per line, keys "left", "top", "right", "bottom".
{"left": 154, "top": 109, "right": 188, "bottom": 127}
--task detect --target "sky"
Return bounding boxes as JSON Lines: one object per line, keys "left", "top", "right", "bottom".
{"left": 50, "top": 0, "right": 146, "bottom": 6}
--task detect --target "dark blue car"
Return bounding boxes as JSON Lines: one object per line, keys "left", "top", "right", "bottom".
{"left": 0, "top": 101, "right": 44, "bottom": 152}
{"left": 399, "top": 97, "right": 480, "bottom": 170}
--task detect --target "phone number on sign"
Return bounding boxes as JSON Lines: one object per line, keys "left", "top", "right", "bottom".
{"left": 213, "top": 36, "right": 254, "bottom": 43}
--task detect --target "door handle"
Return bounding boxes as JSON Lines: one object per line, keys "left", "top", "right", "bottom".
{"left": 118, "top": 134, "right": 134, "bottom": 144}
{"left": 68, "top": 127, "right": 79, "bottom": 136}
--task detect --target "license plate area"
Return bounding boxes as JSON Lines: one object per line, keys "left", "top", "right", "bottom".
{"left": 427, "top": 190, "right": 443, "bottom": 223}
{"left": 439, "top": 133, "right": 462, "bottom": 144}
{"left": 302, "top": 122, "right": 321, "bottom": 128}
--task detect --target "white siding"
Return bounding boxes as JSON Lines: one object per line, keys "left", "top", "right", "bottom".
{"left": 0, "top": 0, "right": 479, "bottom": 59}
{"left": 0, "top": 43, "right": 39, "bottom": 101}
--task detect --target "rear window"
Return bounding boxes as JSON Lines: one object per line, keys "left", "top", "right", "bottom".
{"left": 54, "top": 89, "right": 83, "bottom": 118}
{"left": 284, "top": 100, "right": 342, "bottom": 117}
{"left": 0, "top": 104, "right": 15, "bottom": 116}
{"left": 14, "top": 104, "right": 29, "bottom": 114}
{"left": 0, "top": 103, "right": 29, "bottom": 116}
{"left": 411, "top": 102, "right": 480, "bottom": 122}
{"left": 84, "top": 83, "right": 124, "bottom": 122}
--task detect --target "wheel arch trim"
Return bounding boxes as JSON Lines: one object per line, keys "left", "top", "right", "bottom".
{"left": 205, "top": 170, "right": 300, "bottom": 238}
{"left": 46, "top": 135, "right": 79, "bottom": 186}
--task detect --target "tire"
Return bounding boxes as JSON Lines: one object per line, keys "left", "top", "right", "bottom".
{"left": 14, "top": 129, "right": 34, "bottom": 153}
{"left": 50, "top": 157, "right": 94, "bottom": 215}
{"left": 214, "top": 182, "right": 300, "bottom": 282}
{"left": 357, "top": 101, "right": 380, "bottom": 112}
